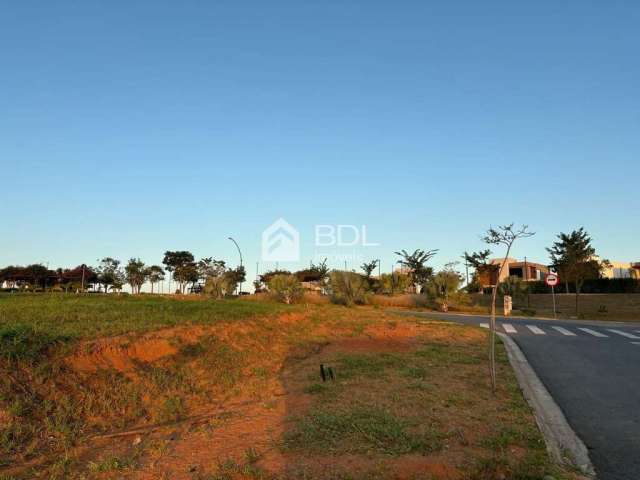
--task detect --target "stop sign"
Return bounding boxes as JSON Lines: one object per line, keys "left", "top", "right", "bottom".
{"left": 546, "top": 273, "right": 559, "bottom": 287}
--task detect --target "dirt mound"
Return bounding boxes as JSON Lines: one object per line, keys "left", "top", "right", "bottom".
{"left": 67, "top": 338, "right": 179, "bottom": 373}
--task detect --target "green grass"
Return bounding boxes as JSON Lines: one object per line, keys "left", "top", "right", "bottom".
{"left": 0, "top": 294, "right": 290, "bottom": 359}
{"left": 284, "top": 406, "right": 443, "bottom": 455}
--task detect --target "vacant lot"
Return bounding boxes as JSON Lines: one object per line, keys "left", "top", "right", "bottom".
{"left": 0, "top": 294, "right": 581, "bottom": 479}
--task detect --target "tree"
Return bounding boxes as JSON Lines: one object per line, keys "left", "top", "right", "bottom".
{"left": 547, "top": 228, "right": 604, "bottom": 316}
{"left": 174, "top": 262, "right": 199, "bottom": 294}
{"left": 376, "top": 272, "right": 411, "bottom": 295}
{"left": 146, "top": 265, "right": 165, "bottom": 294}
{"left": 425, "top": 263, "right": 464, "bottom": 311}
{"left": 96, "top": 258, "right": 122, "bottom": 293}
{"left": 483, "top": 224, "right": 535, "bottom": 391}
{"left": 361, "top": 260, "right": 378, "bottom": 278}
{"left": 59, "top": 265, "right": 96, "bottom": 293}
{"left": 23, "top": 264, "right": 50, "bottom": 291}
{"left": 228, "top": 265, "right": 246, "bottom": 292}
{"left": 395, "top": 249, "right": 438, "bottom": 287}
{"left": 463, "top": 249, "right": 492, "bottom": 293}
{"left": 125, "top": 258, "right": 147, "bottom": 294}
{"left": 463, "top": 249, "right": 492, "bottom": 269}
{"left": 163, "top": 251, "right": 195, "bottom": 294}
{"left": 260, "top": 269, "right": 292, "bottom": 285}
{"left": 197, "top": 258, "right": 226, "bottom": 281}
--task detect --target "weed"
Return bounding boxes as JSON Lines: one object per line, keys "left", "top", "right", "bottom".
{"left": 284, "top": 406, "right": 443, "bottom": 455}
{"left": 158, "top": 396, "right": 185, "bottom": 423}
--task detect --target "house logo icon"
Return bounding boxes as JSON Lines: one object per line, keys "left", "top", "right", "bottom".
{"left": 262, "top": 218, "right": 300, "bottom": 262}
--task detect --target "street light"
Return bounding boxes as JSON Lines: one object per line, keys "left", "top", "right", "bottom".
{"left": 228, "top": 237, "right": 243, "bottom": 295}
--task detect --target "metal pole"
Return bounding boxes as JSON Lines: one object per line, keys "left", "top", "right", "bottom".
{"left": 81, "top": 265, "right": 85, "bottom": 293}
{"left": 525, "top": 256, "right": 530, "bottom": 308}
{"left": 551, "top": 285, "right": 557, "bottom": 319}
{"left": 228, "top": 237, "right": 243, "bottom": 294}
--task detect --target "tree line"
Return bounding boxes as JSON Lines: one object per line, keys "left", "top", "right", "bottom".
{"left": 0, "top": 251, "right": 246, "bottom": 295}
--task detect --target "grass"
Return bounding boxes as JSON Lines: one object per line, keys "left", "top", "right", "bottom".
{"left": 0, "top": 295, "right": 582, "bottom": 479}
{"left": 0, "top": 293, "right": 290, "bottom": 348}
{"left": 285, "top": 406, "right": 443, "bottom": 455}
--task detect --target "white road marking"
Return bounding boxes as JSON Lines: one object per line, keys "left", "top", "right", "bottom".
{"left": 578, "top": 328, "right": 608, "bottom": 338}
{"left": 607, "top": 329, "right": 640, "bottom": 339}
{"left": 502, "top": 323, "right": 517, "bottom": 333}
{"left": 526, "top": 325, "right": 545, "bottom": 335}
{"left": 632, "top": 342, "right": 640, "bottom": 346}
{"left": 552, "top": 326, "right": 576, "bottom": 336}
{"left": 480, "top": 323, "right": 489, "bottom": 329}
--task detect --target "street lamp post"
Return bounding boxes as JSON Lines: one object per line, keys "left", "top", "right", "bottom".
{"left": 228, "top": 237, "right": 243, "bottom": 295}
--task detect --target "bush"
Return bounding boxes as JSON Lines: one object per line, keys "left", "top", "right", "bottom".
{"left": 327, "top": 271, "right": 369, "bottom": 306}
{"left": 268, "top": 274, "right": 304, "bottom": 304}
{"left": 204, "top": 273, "right": 238, "bottom": 299}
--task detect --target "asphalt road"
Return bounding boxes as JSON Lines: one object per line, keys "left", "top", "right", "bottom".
{"left": 402, "top": 311, "right": 640, "bottom": 480}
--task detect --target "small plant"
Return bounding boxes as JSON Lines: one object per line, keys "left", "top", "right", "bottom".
{"left": 158, "top": 396, "right": 185, "bottom": 423}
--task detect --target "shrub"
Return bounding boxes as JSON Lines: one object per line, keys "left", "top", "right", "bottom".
{"left": 268, "top": 274, "right": 304, "bottom": 304}
{"left": 327, "top": 271, "right": 369, "bottom": 306}
{"left": 204, "top": 273, "right": 238, "bottom": 299}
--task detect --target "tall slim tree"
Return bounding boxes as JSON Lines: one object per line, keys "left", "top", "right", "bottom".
{"left": 146, "top": 265, "right": 165, "bottom": 294}
{"left": 483, "top": 224, "right": 535, "bottom": 391}
{"left": 125, "top": 258, "right": 147, "bottom": 294}
{"left": 547, "top": 228, "right": 604, "bottom": 316}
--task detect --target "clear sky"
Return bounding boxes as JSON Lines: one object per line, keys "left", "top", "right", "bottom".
{"left": 2, "top": 1, "right": 639, "bottom": 289}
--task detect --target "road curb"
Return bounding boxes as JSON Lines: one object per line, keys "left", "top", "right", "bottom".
{"left": 497, "top": 332, "right": 596, "bottom": 478}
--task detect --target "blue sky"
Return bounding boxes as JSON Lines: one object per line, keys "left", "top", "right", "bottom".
{"left": 2, "top": 1, "right": 639, "bottom": 287}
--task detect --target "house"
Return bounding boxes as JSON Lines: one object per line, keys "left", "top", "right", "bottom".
{"left": 602, "top": 261, "right": 640, "bottom": 279}
{"left": 477, "top": 258, "right": 549, "bottom": 288}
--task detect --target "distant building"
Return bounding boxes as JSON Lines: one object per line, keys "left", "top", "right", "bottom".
{"left": 477, "top": 258, "right": 549, "bottom": 288}
{"left": 602, "top": 261, "right": 640, "bottom": 279}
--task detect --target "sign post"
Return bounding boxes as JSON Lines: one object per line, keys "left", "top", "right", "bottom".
{"left": 546, "top": 273, "right": 559, "bottom": 319}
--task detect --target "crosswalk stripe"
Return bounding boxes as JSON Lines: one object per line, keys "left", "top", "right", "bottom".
{"left": 526, "top": 325, "right": 545, "bottom": 335}
{"left": 607, "top": 329, "right": 640, "bottom": 339}
{"left": 552, "top": 326, "right": 576, "bottom": 336}
{"left": 480, "top": 323, "right": 489, "bottom": 329}
{"left": 632, "top": 342, "right": 640, "bottom": 346}
{"left": 502, "top": 323, "right": 517, "bottom": 333}
{"left": 578, "top": 328, "right": 608, "bottom": 338}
